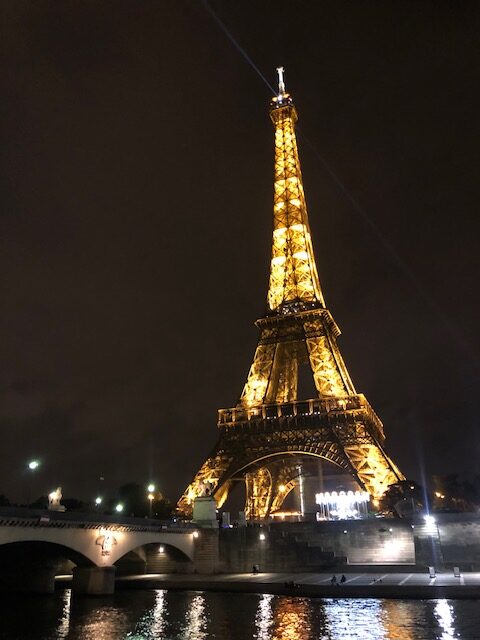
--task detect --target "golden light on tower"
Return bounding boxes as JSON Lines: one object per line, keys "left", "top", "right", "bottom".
{"left": 267, "top": 79, "right": 324, "bottom": 312}
{"left": 177, "top": 68, "right": 404, "bottom": 519}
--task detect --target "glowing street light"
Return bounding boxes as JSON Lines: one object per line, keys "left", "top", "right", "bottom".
{"left": 95, "top": 496, "right": 103, "bottom": 506}
{"left": 115, "top": 503, "right": 124, "bottom": 513}
{"left": 26, "top": 459, "right": 40, "bottom": 506}
{"left": 147, "top": 490, "right": 155, "bottom": 517}
{"left": 147, "top": 484, "right": 156, "bottom": 518}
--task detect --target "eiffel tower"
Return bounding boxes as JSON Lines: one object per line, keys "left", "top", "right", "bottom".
{"left": 178, "top": 68, "right": 404, "bottom": 519}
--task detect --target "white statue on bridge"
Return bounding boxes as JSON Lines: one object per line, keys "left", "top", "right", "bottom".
{"left": 48, "top": 487, "right": 66, "bottom": 512}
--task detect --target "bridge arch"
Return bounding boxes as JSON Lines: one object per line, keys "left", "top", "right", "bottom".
{"left": 0, "top": 540, "right": 94, "bottom": 567}
{"left": 0, "top": 521, "right": 195, "bottom": 568}
{"left": 113, "top": 538, "right": 194, "bottom": 567}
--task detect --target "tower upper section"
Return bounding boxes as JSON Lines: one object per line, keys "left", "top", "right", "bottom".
{"left": 267, "top": 68, "right": 325, "bottom": 313}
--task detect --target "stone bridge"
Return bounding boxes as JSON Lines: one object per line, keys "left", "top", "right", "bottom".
{"left": 0, "top": 507, "right": 207, "bottom": 595}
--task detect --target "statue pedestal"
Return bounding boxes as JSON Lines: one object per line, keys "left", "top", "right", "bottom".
{"left": 192, "top": 496, "right": 218, "bottom": 528}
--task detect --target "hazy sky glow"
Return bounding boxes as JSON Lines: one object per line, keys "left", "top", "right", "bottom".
{"left": 1, "top": 1, "right": 479, "bottom": 503}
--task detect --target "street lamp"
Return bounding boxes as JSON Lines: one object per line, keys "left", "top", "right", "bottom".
{"left": 115, "top": 503, "right": 124, "bottom": 513}
{"left": 27, "top": 460, "right": 40, "bottom": 506}
{"left": 147, "top": 484, "right": 155, "bottom": 518}
{"left": 95, "top": 496, "right": 103, "bottom": 506}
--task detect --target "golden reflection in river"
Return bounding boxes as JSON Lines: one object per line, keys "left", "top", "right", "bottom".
{"left": 184, "top": 593, "right": 208, "bottom": 640}
{"left": 56, "top": 588, "right": 71, "bottom": 638}
{"left": 381, "top": 600, "right": 414, "bottom": 640}
{"left": 271, "top": 597, "right": 313, "bottom": 640}
{"left": 323, "top": 599, "right": 386, "bottom": 640}
{"left": 434, "top": 599, "right": 456, "bottom": 640}
{"left": 255, "top": 593, "right": 274, "bottom": 639}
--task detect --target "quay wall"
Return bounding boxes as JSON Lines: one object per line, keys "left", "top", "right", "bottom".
{"left": 217, "top": 514, "right": 480, "bottom": 572}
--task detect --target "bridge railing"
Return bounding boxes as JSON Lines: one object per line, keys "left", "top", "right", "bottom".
{"left": 0, "top": 507, "right": 195, "bottom": 533}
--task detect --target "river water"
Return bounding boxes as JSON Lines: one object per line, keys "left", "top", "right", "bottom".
{"left": 0, "top": 589, "right": 478, "bottom": 639}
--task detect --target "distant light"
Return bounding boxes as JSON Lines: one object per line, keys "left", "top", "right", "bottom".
{"left": 147, "top": 493, "right": 154, "bottom": 501}
{"left": 343, "top": 530, "right": 348, "bottom": 534}
{"left": 259, "top": 533, "right": 266, "bottom": 541}
{"left": 159, "top": 545, "right": 165, "bottom": 553}
{"left": 389, "top": 528, "right": 393, "bottom": 532}
{"left": 192, "top": 531, "right": 199, "bottom": 538}
{"left": 315, "top": 490, "right": 370, "bottom": 520}
{"left": 115, "top": 503, "right": 124, "bottom": 513}
{"left": 28, "top": 460, "right": 39, "bottom": 471}
{"left": 424, "top": 515, "right": 436, "bottom": 526}
{"left": 95, "top": 496, "right": 102, "bottom": 505}
{"left": 147, "top": 484, "right": 155, "bottom": 493}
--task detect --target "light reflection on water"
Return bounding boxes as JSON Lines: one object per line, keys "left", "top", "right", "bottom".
{"left": 434, "top": 599, "right": 456, "bottom": 640}
{"left": 183, "top": 593, "right": 208, "bottom": 639}
{"left": 255, "top": 593, "right": 274, "bottom": 640}
{"left": 272, "top": 597, "right": 315, "bottom": 640}
{"left": 0, "top": 589, "right": 475, "bottom": 639}
{"left": 381, "top": 600, "right": 415, "bottom": 640}
{"left": 56, "top": 589, "right": 71, "bottom": 638}
{"left": 126, "top": 590, "right": 167, "bottom": 639}
{"left": 323, "top": 599, "right": 387, "bottom": 640}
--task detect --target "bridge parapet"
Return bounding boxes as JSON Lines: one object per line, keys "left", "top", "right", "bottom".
{"left": 0, "top": 507, "right": 193, "bottom": 534}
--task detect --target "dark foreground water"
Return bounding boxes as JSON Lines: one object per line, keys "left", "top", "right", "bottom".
{"left": 0, "top": 589, "right": 478, "bottom": 640}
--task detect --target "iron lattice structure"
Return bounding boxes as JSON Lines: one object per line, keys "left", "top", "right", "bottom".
{"left": 178, "top": 70, "right": 403, "bottom": 519}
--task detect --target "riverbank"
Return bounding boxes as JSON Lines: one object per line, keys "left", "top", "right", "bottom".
{"left": 109, "top": 571, "right": 480, "bottom": 600}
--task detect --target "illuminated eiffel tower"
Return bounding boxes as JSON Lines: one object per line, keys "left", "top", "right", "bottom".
{"left": 178, "top": 69, "right": 403, "bottom": 519}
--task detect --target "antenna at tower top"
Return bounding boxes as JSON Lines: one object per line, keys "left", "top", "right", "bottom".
{"left": 276, "top": 66, "right": 286, "bottom": 96}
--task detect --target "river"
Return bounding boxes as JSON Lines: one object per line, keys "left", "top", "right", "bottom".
{"left": 0, "top": 589, "right": 478, "bottom": 639}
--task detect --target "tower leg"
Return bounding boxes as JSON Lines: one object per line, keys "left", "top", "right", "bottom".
{"left": 245, "top": 468, "right": 273, "bottom": 519}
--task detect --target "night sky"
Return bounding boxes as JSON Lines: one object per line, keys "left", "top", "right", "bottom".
{"left": 1, "top": 1, "right": 479, "bottom": 504}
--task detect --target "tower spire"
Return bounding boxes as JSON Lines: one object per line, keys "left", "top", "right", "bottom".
{"left": 268, "top": 67, "right": 325, "bottom": 312}
{"left": 276, "top": 66, "right": 286, "bottom": 96}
